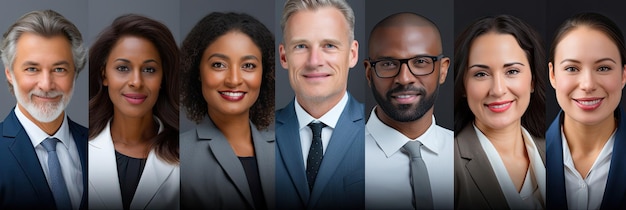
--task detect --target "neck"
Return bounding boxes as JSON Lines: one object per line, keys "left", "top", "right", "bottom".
{"left": 475, "top": 120, "right": 524, "bottom": 154}
{"left": 296, "top": 92, "right": 344, "bottom": 119}
{"left": 110, "top": 112, "right": 157, "bottom": 145}
{"left": 376, "top": 106, "right": 433, "bottom": 139}
{"left": 563, "top": 113, "right": 615, "bottom": 153}
{"left": 209, "top": 110, "right": 252, "bottom": 144}
{"left": 18, "top": 104, "right": 64, "bottom": 135}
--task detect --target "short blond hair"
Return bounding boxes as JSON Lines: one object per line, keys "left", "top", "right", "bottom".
{"left": 280, "top": 0, "right": 355, "bottom": 41}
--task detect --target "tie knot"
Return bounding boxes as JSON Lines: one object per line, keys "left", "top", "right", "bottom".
{"left": 41, "top": 137, "right": 59, "bottom": 152}
{"left": 403, "top": 140, "right": 423, "bottom": 159}
{"left": 308, "top": 122, "right": 326, "bottom": 137}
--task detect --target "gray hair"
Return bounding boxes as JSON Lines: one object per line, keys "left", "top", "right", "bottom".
{"left": 281, "top": 0, "right": 355, "bottom": 41}
{"left": 1, "top": 9, "right": 86, "bottom": 75}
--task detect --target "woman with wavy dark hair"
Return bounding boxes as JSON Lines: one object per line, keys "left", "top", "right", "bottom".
{"left": 453, "top": 15, "right": 547, "bottom": 209}
{"left": 179, "top": 12, "right": 275, "bottom": 210}
{"left": 87, "top": 14, "right": 179, "bottom": 210}
{"left": 546, "top": 13, "right": 626, "bottom": 210}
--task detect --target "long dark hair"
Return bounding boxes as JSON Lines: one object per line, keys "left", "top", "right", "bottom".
{"left": 454, "top": 14, "right": 546, "bottom": 138}
{"left": 88, "top": 14, "right": 179, "bottom": 163}
{"left": 180, "top": 12, "right": 275, "bottom": 129}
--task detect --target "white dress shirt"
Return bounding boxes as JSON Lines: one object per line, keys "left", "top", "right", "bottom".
{"left": 475, "top": 125, "right": 545, "bottom": 209}
{"left": 15, "top": 106, "right": 83, "bottom": 210}
{"left": 562, "top": 128, "right": 614, "bottom": 210}
{"left": 294, "top": 92, "right": 348, "bottom": 167}
{"left": 365, "top": 107, "right": 454, "bottom": 210}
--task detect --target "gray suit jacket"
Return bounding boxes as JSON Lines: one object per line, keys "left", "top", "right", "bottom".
{"left": 180, "top": 118, "right": 275, "bottom": 210}
{"left": 454, "top": 124, "right": 545, "bottom": 210}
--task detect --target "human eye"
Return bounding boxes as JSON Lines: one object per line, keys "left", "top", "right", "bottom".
{"left": 411, "top": 57, "right": 432, "bottom": 68}
{"left": 143, "top": 67, "right": 157, "bottom": 73}
{"left": 564, "top": 66, "right": 578, "bottom": 72}
{"left": 473, "top": 71, "right": 488, "bottom": 78}
{"left": 53, "top": 68, "right": 66, "bottom": 73}
{"left": 294, "top": 44, "right": 307, "bottom": 49}
{"left": 242, "top": 63, "right": 257, "bottom": 71}
{"left": 211, "top": 62, "right": 227, "bottom": 70}
{"left": 506, "top": 69, "right": 520, "bottom": 75}
{"left": 598, "top": 66, "right": 612, "bottom": 72}
{"left": 115, "top": 65, "right": 129, "bottom": 72}
{"left": 25, "top": 67, "right": 38, "bottom": 72}
{"left": 377, "top": 60, "right": 397, "bottom": 70}
{"left": 323, "top": 43, "right": 337, "bottom": 49}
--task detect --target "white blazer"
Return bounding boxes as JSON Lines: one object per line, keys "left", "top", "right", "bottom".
{"left": 88, "top": 118, "right": 180, "bottom": 210}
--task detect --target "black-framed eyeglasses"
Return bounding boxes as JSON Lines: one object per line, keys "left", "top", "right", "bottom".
{"left": 368, "top": 54, "right": 444, "bottom": 78}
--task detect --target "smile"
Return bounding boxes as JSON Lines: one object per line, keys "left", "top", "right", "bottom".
{"left": 219, "top": 91, "right": 246, "bottom": 101}
{"left": 574, "top": 98, "right": 603, "bottom": 111}
{"left": 486, "top": 101, "right": 513, "bottom": 113}
{"left": 122, "top": 93, "right": 147, "bottom": 105}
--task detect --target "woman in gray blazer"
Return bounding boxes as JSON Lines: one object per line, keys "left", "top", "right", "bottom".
{"left": 179, "top": 12, "right": 275, "bottom": 210}
{"left": 453, "top": 15, "right": 547, "bottom": 209}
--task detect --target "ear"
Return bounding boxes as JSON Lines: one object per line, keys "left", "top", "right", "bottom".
{"left": 622, "top": 64, "right": 626, "bottom": 88}
{"left": 279, "top": 43, "right": 289, "bottom": 70}
{"left": 102, "top": 68, "right": 108, "bottom": 86}
{"left": 548, "top": 62, "right": 556, "bottom": 89}
{"left": 4, "top": 68, "right": 12, "bottom": 85}
{"left": 348, "top": 40, "right": 359, "bottom": 68}
{"left": 364, "top": 59, "right": 372, "bottom": 87}
{"left": 439, "top": 57, "right": 450, "bottom": 84}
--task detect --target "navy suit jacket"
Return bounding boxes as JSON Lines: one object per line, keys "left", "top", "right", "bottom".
{"left": 0, "top": 109, "right": 88, "bottom": 210}
{"left": 547, "top": 110, "right": 626, "bottom": 209}
{"left": 275, "top": 94, "right": 365, "bottom": 210}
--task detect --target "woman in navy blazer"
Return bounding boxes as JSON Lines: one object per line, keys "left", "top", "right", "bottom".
{"left": 179, "top": 12, "right": 275, "bottom": 210}
{"left": 546, "top": 13, "right": 626, "bottom": 210}
{"left": 87, "top": 14, "right": 180, "bottom": 210}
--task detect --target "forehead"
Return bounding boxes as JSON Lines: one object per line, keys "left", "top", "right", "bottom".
{"left": 555, "top": 27, "right": 621, "bottom": 63}
{"left": 369, "top": 25, "right": 441, "bottom": 58}
{"left": 284, "top": 7, "right": 350, "bottom": 42}
{"left": 468, "top": 32, "right": 527, "bottom": 63}
{"left": 14, "top": 32, "right": 73, "bottom": 64}
{"left": 109, "top": 35, "right": 161, "bottom": 61}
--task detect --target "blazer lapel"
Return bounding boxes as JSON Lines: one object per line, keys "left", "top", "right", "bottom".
{"left": 601, "top": 110, "right": 626, "bottom": 209}
{"left": 456, "top": 124, "right": 509, "bottom": 209}
{"left": 308, "top": 96, "right": 363, "bottom": 208}
{"left": 276, "top": 100, "right": 310, "bottom": 204}
{"left": 198, "top": 119, "right": 255, "bottom": 208}
{"left": 5, "top": 111, "right": 55, "bottom": 203}
{"left": 252, "top": 122, "right": 276, "bottom": 210}
{"left": 131, "top": 150, "right": 176, "bottom": 209}
{"left": 546, "top": 112, "right": 568, "bottom": 209}
{"left": 88, "top": 122, "right": 124, "bottom": 210}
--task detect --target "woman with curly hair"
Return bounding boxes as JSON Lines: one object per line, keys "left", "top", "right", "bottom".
{"left": 88, "top": 14, "right": 180, "bottom": 210}
{"left": 179, "top": 12, "right": 275, "bottom": 210}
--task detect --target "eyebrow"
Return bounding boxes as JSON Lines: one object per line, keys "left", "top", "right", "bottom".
{"left": 469, "top": 62, "right": 524, "bottom": 69}
{"left": 114, "top": 58, "right": 160, "bottom": 65}
{"left": 21, "top": 60, "right": 71, "bottom": 67}
{"left": 209, "top": 53, "right": 259, "bottom": 61}
{"left": 560, "top": 58, "right": 617, "bottom": 64}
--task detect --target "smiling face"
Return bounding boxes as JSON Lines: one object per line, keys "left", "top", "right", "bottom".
{"left": 103, "top": 35, "right": 163, "bottom": 119}
{"left": 465, "top": 32, "right": 533, "bottom": 131}
{"left": 200, "top": 31, "right": 263, "bottom": 119}
{"left": 366, "top": 25, "right": 448, "bottom": 122}
{"left": 550, "top": 26, "right": 626, "bottom": 126}
{"left": 279, "top": 7, "right": 358, "bottom": 107}
{"left": 6, "top": 32, "right": 75, "bottom": 123}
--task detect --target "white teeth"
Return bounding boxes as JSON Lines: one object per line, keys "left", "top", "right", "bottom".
{"left": 221, "top": 92, "right": 243, "bottom": 97}
{"left": 396, "top": 95, "right": 412, "bottom": 99}
{"left": 579, "top": 99, "right": 601, "bottom": 106}
{"left": 490, "top": 102, "right": 510, "bottom": 109}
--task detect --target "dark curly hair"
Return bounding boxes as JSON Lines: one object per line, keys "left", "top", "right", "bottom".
{"left": 180, "top": 12, "right": 275, "bottom": 129}
{"left": 89, "top": 14, "right": 179, "bottom": 163}
{"left": 454, "top": 15, "right": 546, "bottom": 138}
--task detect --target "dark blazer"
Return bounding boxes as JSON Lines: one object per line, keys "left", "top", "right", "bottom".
{"left": 180, "top": 117, "right": 275, "bottom": 210}
{"left": 546, "top": 110, "right": 626, "bottom": 209}
{"left": 0, "top": 109, "right": 88, "bottom": 210}
{"left": 275, "top": 94, "right": 365, "bottom": 210}
{"left": 455, "top": 123, "right": 545, "bottom": 210}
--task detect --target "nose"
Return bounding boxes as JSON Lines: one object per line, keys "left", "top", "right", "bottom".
{"left": 394, "top": 63, "right": 416, "bottom": 85}
{"left": 128, "top": 68, "right": 143, "bottom": 88}
{"left": 306, "top": 47, "right": 323, "bottom": 68}
{"left": 38, "top": 70, "right": 55, "bottom": 91}
{"left": 225, "top": 67, "right": 243, "bottom": 88}
{"left": 489, "top": 73, "right": 507, "bottom": 97}
{"left": 579, "top": 68, "right": 597, "bottom": 92}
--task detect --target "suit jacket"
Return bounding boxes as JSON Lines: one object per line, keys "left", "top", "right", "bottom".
{"left": 455, "top": 124, "right": 546, "bottom": 209}
{"left": 180, "top": 118, "right": 275, "bottom": 210}
{"left": 275, "top": 94, "right": 365, "bottom": 210}
{"left": 88, "top": 119, "right": 180, "bottom": 210}
{"left": 0, "top": 109, "right": 88, "bottom": 210}
{"left": 546, "top": 110, "right": 626, "bottom": 209}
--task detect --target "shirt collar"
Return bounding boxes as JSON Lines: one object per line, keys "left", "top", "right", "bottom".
{"left": 294, "top": 91, "right": 348, "bottom": 130}
{"left": 14, "top": 105, "right": 71, "bottom": 149}
{"left": 366, "top": 106, "right": 442, "bottom": 158}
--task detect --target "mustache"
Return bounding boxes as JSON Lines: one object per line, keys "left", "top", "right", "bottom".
{"left": 29, "top": 90, "right": 64, "bottom": 98}
{"left": 386, "top": 85, "right": 426, "bottom": 98}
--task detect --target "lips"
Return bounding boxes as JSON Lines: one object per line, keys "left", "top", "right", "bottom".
{"left": 485, "top": 100, "right": 513, "bottom": 113}
{"left": 219, "top": 91, "right": 246, "bottom": 101}
{"left": 391, "top": 91, "right": 421, "bottom": 104}
{"left": 574, "top": 97, "right": 603, "bottom": 111}
{"left": 303, "top": 72, "right": 331, "bottom": 82}
{"left": 123, "top": 93, "right": 147, "bottom": 105}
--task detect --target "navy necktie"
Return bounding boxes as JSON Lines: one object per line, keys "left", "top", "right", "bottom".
{"left": 306, "top": 122, "right": 326, "bottom": 191}
{"left": 41, "top": 137, "right": 72, "bottom": 210}
{"left": 403, "top": 140, "right": 433, "bottom": 210}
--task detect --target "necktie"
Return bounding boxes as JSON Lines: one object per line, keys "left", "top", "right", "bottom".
{"left": 306, "top": 122, "right": 326, "bottom": 191}
{"left": 41, "top": 137, "right": 72, "bottom": 210}
{"left": 403, "top": 140, "right": 433, "bottom": 210}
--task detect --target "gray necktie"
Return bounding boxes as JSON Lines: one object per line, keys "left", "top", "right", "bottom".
{"left": 306, "top": 122, "right": 326, "bottom": 191}
{"left": 41, "top": 137, "right": 72, "bottom": 210}
{"left": 403, "top": 140, "right": 433, "bottom": 210}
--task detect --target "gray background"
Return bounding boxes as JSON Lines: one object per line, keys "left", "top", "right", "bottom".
{"left": 274, "top": 0, "right": 367, "bottom": 113}
{"left": 364, "top": 0, "right": 454, "bottom": 129}
{"left": 179, "top": 0, "right": 276, "bottom": 132}
{"left": 0, "top": 0, "right": 88, "bottom": 126}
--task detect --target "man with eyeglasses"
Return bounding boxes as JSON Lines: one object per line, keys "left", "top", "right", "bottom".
{"left": 364, "top": 12, "right": 453, "bottom": 210}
